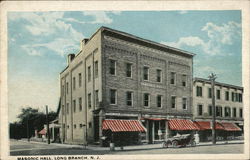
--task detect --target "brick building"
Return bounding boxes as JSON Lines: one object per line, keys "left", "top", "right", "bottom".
{"left": 58, "top": 27, "right": 196, "bottom": 145}
{"left": 193, "top": 78, "right": 243, "bottom": 141}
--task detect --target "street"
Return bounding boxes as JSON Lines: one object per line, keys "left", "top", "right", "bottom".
{"left": 10, "top": 139, "right": 243, "bottom": 156}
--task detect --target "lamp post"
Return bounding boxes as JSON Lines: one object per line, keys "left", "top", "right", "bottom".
{"left": 208, "top": 73, "right": 217, "bottom": 145}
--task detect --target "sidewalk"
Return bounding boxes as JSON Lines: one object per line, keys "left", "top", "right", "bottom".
{"left": 19, "top": 139, "right": 244, "bottom": 151}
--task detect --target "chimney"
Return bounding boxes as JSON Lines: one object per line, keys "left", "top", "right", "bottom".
{"left": 67, "top": 53, "right": 75, "bottom": 65}
{"left": 80, "top": 38, "right": 89, "bottom": 50}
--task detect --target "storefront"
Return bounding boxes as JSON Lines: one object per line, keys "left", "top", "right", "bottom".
{"left": 101, "top": 119, "right": 146, "bottom": 146}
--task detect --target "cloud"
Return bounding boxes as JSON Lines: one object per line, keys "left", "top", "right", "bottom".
{"left": 83, "top": 11, "right": 113, "bottom": 24}
{"left": 162, "top": 21, "right": 241, "bottom": 56}
{"left": 21, "top": 45, "right": 42, "bottom": 56}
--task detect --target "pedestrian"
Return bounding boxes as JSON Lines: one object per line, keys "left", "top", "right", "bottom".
{"left": 194, "top": 132, "right": 199, "bottom": 144}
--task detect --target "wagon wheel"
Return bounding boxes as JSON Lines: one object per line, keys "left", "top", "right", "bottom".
{"left": 191, "top": 141, "right": 196, "bottom": 147}
{"left": 172, "top": 140, "right": 178, "bottom": 148}
{"left": 162, "top": 141, "right": 171, "bottom": 148}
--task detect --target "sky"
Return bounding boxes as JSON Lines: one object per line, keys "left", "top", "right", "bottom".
{"left": 8, "top": 11, "right": 242, "bottom": 122}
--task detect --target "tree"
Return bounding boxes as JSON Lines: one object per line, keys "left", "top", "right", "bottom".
{"left": 9, "top": 107, "right": 57, "bottom": 139}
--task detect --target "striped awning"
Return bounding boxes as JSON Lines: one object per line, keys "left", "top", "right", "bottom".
{"left": 168, "top": 119, "right": 200, "bottom": 130}
{"left": 102, "top": 119, "right": 146, "bottom": 132}
{"left": 194, "top": 121, "right": 224, "bottom": 130}
{"left": 220, "top": 122, "right": 242, "bottom": 131}
{"left": 38, "top": 128, "right": 46, "bottom": 135}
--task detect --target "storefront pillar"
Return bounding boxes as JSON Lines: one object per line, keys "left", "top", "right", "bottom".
{"left": 152, "top": 121, "right": 155, "bottom": 143}
{"left": 165, "top": 121, "right": 170, "bottom": 139}
{"left": 146, "top": 120, "right": 149, "bottom": 143}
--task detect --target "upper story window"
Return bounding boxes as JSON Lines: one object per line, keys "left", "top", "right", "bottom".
{"left": 156, "top": 69, "right": 162, "bottom": 82}
{"left": 126, "top": 63, "right": 132, "bottom": 78}
{"left": 88, "top": 93, "right": 91, "bottom": 109}
{"left": 62, "top": 85, "right": 64, "bottom": 96}
{"left": 79, "top": 97, "right": 82, "bottom": 111}
{"left": 224, "top": 107, "right": 231, "bottom": 117}
{"left": 157, "top": 95, "right": 162, "bottom": 108}
{"left": 231, "top": 92, "right": 235, "bottom": 102}
{"left": 94, "top": 61, "right": 98, "bottom": 78}
{"left": 216, "top": 89, "right": 221, "bottom": 100}
{"left": 110, "top": 89, "right": 117, "bottom": 105}
{"left": 78, "top": 73, "right": 82, "bottom": 87}
{"left": 126, "top": 91, "right": 133, "bottom": 106}
{"left": 95, "top": 90, "right": 99, "bottom": 107}
{"left": 109, "top": 59, "right": 116, "bottom": 75}
{"left": 171, "top": 96, "right": 176, "bottom": 108}
{"left": 239, "top": 108, "right": 243, "bottom": 118}
{"left": 73, "top": 100, "right": 76, "bottom": 112}
{"left": 143, "top": 93, "right": 150, "bottom": 107}
{"left": 239, "top": 93, "right": 242, "bottom": 102}
{"left": 233, "top": 108, "right": 237, "bottom": 117}
{"left": 225, "top": 91, "right": 229, "bottom": 101}
{"left": 216, "top": 106, "right": 222, "bottom": 117}
{"left": 182, "top": 97, "right": 187, "bottom": 110}
{"left": 143, "top": 66, "right": 149, "bottom": 81}
{"left": 196, "top": 86, "right": 202, "bottom": 97}
{"left": 66, "top": 82, "right": 69, "bottom": 94}
{"left": 208, "top": 88, "right": 212, "bottom": 98}
{"left": 88, "top": 66, "right": 91, "bottom": 82}
{"left": 73, "top": 77, "right": 76, "bottom": 90}
{"left": 62, "top": 105, "right": 64, "bottom": 115}
{"left": 198, "top": 104, "right": 203, "bottom": 116}
{"left": 208, "top": 105, "right": 212, "bottom": 116}
{"left": 67, "top": 103, "right": 69, "bottom": 114}
{"left": 182, "top": 75, "right": 187, "bottom": 87}
{"left": 170, "top": 72, "right": 176, "bottom": 84}
{"left": 235, "top": 93, "right": 239, "bottom": 102}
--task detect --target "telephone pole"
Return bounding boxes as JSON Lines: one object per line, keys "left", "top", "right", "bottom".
{"left": 46, "top": 105, "right": 50, "bottom": 144}
{"left": 208, "top": 73, "right": 217, "bottom": 145}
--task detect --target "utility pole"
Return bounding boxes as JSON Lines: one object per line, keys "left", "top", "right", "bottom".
{"left": 26, "top": 115, "right": 30, "bottom": 142}
{"left": 208, "top": 73, "right": 217, "bottom": 145}
{"left": 46, "top": 105, "right": 50, "bottom": 144}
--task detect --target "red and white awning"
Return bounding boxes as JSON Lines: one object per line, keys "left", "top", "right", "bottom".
{"left": 194, "top": 121, "right": 226, "bottom": 130}
{"left": 168, "top": 119, "right": 200, "bottom": 131}
{"left": 38, "top": 128, "right": 46, "bottom": 135}
{"left": 220, "top": 122, "right": 242, "bottom": 131}
{"left": 102, "top": 119, "right": 146, "bottom": 132}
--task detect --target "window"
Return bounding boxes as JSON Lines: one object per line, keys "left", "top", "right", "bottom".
{"left": 231, "top": 92, "right": 235, "bottom": 101}
{"left": 233, "top": 108, "right": 237, "bottom": 117}
{"left": 143, "top": 93, "right": 150, "bottom": 107}
{"left": 196, "top": 86, "right": 202, "bottom": 97}
{"left": 157, "top": 95, "right": 162, "bottom": 108}
{"left": 216, "top": 106, "right": 222, "bottom": 117}
{"left": 156, "top": 69, "right": 162, "bottom": 82}
{"left": 143, "top": 66, "right": 149, "bottom": 80}
{"left": 80, "top": 124, "right": 83, "bottom": 128}
{"left": 208, "top": 88, "right": 212, "bottom": 98}
{"left": 110, "top": 89, "right": 117, "bottom": 105}
{"left": 74, "top": 124, "right": 76, "bottom": 129}
{"left": 198, "top": 105, "right": 203, "bottom": 116}
{"left": 88, "top": 93, "right": 91, "bottom": 108}
{"left": 95, "top": 90, "right": 99, "bottom": 107}
{"left": 109, "top": 59, "right": 116, "bottom": 75}
{"left": 78, "top": 73, "right": 82, "bottom": 87}
{"left": 94, "top": 61, "right": 98, "bottom": 78}
{"left": 62, "top": 85, "right": 64, "bottom": 95}
{"left": 239, "top": 108, "right": 243, "bottom": 118}
{"left": 66, "top": 82, "right": 69, "bottom": 94}
{"left": 88, "top": 66, "right": 91, "bottom": 82}
{"left": 225, "top": 91, "right": 229, "bottom": 101}
{"left": 235, "top": 93, "right": 239, "bottom": 102}
{"left": 73, "top": 77, "right": 76, "bottom": 90}
{"left": 170, "top": 72, "right": 176, "bottom": 84}
{"left": 62, "top": 105, "right": 64, "bottom": 115}
{"left": 88, "top": 122, "right": 92, "bottom": 128}
{"left": 171, "top": 96, "right": 176, "bottom": 108}
{"left": 126, "top": 91, "right": 133, "bottom": 106}
{"left": 239, "top": 93, "right": 242, "bottom": 102}
{"left": 73, "top": 100, "right": 76, "bottom": 112}
{"left": 216, "top": 90, "right": 220, "bottom": 99}
{"left": 67, "top": 103, "right": 69, "bottom": 114}
{"left": 182, "top": 75, "right": 187, "bottom": 86}
{"left": 224, "top": 107, "right": 231, "bottom": 117}
{"left": 208, "top": 105, "right": 212, "bottom": 116}
{"left": 79, "top": 97, "right": 82, "bottom": 111}
{"left": 182, "top": 97, "right": 187, "bottom": 109}
{"left": 126, "top": 63, "right": 132, "bottom": 78}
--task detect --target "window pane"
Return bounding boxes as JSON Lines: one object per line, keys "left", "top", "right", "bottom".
{"left": 170, "top": 72, "right": 175, "bottom": 84}
{"left": 156, "top": 69, "right": 162, "bottom": 82}
{"left": 208, "top": 88, "right": 212, "bottom": 98}
{"left": 171, "top": 96, "right": 176, "bottom": 108}
{"left": 126, "top": 92, "right": 133, "bottom": 106}
{"left": 144, "top": 93, "right": 149, "bottom": 107}
{"left": 94, "top": 61, "right": 98, "bottom": 78}
{"left": 182, "top": 75, "right": 186, "bottom": 86}
{"left": 208, "top": 105, "right": 212, "bottom": 116}
{"left": 110, "top": 60, "right": 116, "bottom": 75}
{"left": 198, "top": 105, "right": 203, "bottom": 116}
{"left": 110, "top": 89, "right": 116, "bottom": 104}
{"left": 88, "top": 93, "right": 91, "bottom": 108}
{"left": 126, "top": 63, "right": 132, "bottom": 77}
{"left": 88, "top": 66, "right": 91, "bottom": 82}
{"left": 143, "top": 67, "right": 149, "bottom": 80}
{"left": 79, "top": 73, "right": 82, "bottom": 87}
{"left": 157, "top": 95, "right": 162, "bottom": 107}
{"left": 182, "top": 98, "right": 187, "bottom": 109}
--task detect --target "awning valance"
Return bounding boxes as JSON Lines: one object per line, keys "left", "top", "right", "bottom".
{"left": 168, "top": 119, "right": 200, "bottom": 131}
{"left": 102, "top": 119, "right": 146, "bottom": 132}
{"left": 38, "top": 128, "right": 46, "bottom": 135}
{"left": 141, "top": 117, "right": 167, "bottom": 121}
{"left": 220, "top": 122, "right": 242, "bottom": 131}
{"left": 194, "top": 121, "right": 224, "bottom": 130}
